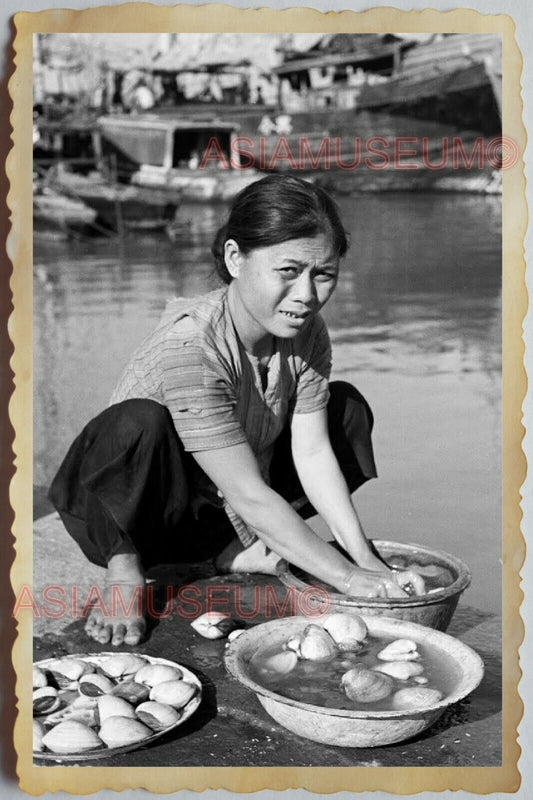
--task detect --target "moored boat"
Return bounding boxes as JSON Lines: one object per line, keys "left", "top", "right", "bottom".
{"left": 49, "top": 166, "right": 182, "bottom": 230}
{"left": 94, "top": 114, "right": 260, "bottom": 202}
{"left": 34, "top": 186, "right": 98, "bottom": 230}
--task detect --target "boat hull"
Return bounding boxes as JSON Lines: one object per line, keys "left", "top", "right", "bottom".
{"left": 53, "top": 174, "right": 182, "bottom": 230}
{"left": 131, "top": 166, "right": 260, "bottom": 202}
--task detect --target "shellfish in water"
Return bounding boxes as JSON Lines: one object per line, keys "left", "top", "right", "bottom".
{"left": 134, "top": 663, "right": 183, "bottom": 687}
{"left": 341, "top": 664, "right": 394, "bottom": 703}
{"left": 149, "top": 680, "right": 197, "bottom": 709}
{"left": 377, "top": 639, "right": 419, "bottom": 662}
{"left": 373, "top": 661, "right": 425, "bottom": 681}
{"left": 299, "top": 625, "right": 337, "bottom": 662}
{"left": 322, "top": 613, "right": 367, "bottom": 651}
{"left": 136, "top": 701, "right": 181, "bottom": 731}
{"left": 98, "top": 716, "right": 152, "bottom": 748}
{"left": 257, "top": 650, "right": 298, "bottom": 677}
{"left": 41, "top": 720, "right": 103, "bottom": 754}
{"left": 392, "top": 686, "right": 443, "bottom": 710}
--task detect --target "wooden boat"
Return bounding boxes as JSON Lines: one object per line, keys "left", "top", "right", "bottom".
{"left": 357, "top": 34, "right": 501, "bottom": 132}
{"left": 34, "top": 185, "right": 97, "bottom": 229}
{"left": 94, "top": 114, "right": 261, "bottom": 202}
{"left": 49, "top": 167, "right": 182, "bottom": 230}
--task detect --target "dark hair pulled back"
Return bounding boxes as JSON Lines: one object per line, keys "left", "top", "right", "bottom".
{"left": 211, "top": 174, "right": 348, "bottom": 284}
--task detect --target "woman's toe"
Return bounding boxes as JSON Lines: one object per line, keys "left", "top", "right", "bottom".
{"left": 85, "top": 617, "right": 101, "bottom": 636}
{"left": 124, "top": 621, "right": 145, "bottom": 646}
{"left": 96, "top": 624, "right": 113, "bottom": 644}
{"left": 111, "top": 624, "right": 127, "bottom": 646}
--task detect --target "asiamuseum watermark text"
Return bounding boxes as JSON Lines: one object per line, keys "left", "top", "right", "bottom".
{"left": 13, "top": 583, "right": 331, "bottom": 621}
{"left": 199, "top": 135, "right": 518, "bottom": 171}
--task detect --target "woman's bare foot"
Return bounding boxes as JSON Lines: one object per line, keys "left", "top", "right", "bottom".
{"left": 215, "top": 537, "right": 281, "bottom": 575}
{"left": 84, "top": 551, "right": 146, "bottom": 647}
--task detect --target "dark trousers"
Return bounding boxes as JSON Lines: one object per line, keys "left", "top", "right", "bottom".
{"left": 48, "top": 381, "right": 377, "bottom": 570}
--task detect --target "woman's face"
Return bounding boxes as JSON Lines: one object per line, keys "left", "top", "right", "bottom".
{"left": 225, "top": 233, "right": 339, "bottom": 348}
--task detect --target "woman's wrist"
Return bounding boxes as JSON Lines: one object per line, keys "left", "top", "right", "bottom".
{"left": 354, "top": 549, "right": 390, "bottom": 573}
{"left": 342, "top": 568, "right": 359, "bottom": 594}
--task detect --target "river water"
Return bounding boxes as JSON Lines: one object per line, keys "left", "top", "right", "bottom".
{"left": 34, "top": 192, "right": 502, "bottom": 613}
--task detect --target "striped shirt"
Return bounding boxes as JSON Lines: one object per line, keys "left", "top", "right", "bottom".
{"left": 111, "top": 287, "right": 331, "bottom": 546}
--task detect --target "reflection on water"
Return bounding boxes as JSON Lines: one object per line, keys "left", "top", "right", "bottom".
{"left": 34, "top": 192, "right": 502, "bottom": 612}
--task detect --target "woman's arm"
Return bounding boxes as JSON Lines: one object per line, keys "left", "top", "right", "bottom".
{"left": 192, "top": 442, "right": 405, "bottom": 597}
{"left": 290, "top": 407, "right": 425, "bottom": 595}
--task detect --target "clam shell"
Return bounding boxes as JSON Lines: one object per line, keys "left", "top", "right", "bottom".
{"left": 149, "top": 680, "right": 197, "bottom": 709}
{"left": 72, "top": 695, "right": 99, "bottom": 710}
{"left": 285, "top": 636, "right": 302, "bottom": 654}
{"left": 299, "top": 625, "right": 337, "bottom": 661}
{"left": 33, "top": 666, "right": 48, "bottom": 690}
{"left": 259, "top": 651, "right": 298, "bottom": 676}
{"left": 97, "top": 695, "right": 136, "bottom": 724}
{"left": 134, "top": 663, "right": 183, "bottom": 687}
{"left": 136, "top": 701, "right": 181, "bottom": 731}
{"left": 48, "top": 658, "right": 94, "bottom": 684}
{"left": 190, "top": 612, "right": 235, "bottom": 639}
{"left": 33, "top": 719, "right": 45, "bottom": 752}
{"left": 373, "top": 661, "right": 425, "bottom": 681}
{"left": 99, "top": 654, "right": 148, "bottom": 679}
{"left": 322, "top": 613, "right": 368, "bottom": 650}
{"left": 46, "top": 704, "right": 98, "bottom": 729}
{"left": 111, "top": 680, "right": 150, "bottom": 705}
{"left": 341, "top": 664, "right": 394, "bottom": 703}
{"left": 41, "top": 720, "right": 103, "bottom": 754}
{"left": 79, "top": 673, "right": 115, "bottom": 697}
{"left": 33, "top": 686, "right": 61, "bottom": 715}
{"left": 392, "top": 686, "right": 443, "bottom": 710}
{"left": 377, "top": 639, "right": 420, "bottom": 662}
{"left": 98, "top": 715, "right": 152, "bottom": 748}
{"left": 227, "top": 629, "right": 246, "bottom": 643}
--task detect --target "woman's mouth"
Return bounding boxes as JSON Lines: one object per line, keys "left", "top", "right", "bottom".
{"left": 280, "top": 310, "right": 309, "bottom": 321}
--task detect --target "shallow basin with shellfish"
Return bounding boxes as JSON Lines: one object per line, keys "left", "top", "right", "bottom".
{"left": 276, "top": 540, "right": 471, "bottom": 631}
{"left": 224, "top": 615, "right": 484, "bottom": 748}
{"left": 33, "top": 653, "right": 202, "bottom": 762}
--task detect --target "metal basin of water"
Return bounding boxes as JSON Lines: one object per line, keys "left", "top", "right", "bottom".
{"left": 224, "top": 615, "right": 484, "bottom": 748}
{"left": 276, "top": 540, "right": 471, "bottom": 631}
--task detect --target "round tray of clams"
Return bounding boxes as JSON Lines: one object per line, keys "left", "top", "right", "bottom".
{"left": 33, "top": 653, "right": 202, "bottom": 761}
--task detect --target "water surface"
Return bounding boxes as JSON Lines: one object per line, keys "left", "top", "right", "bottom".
{"left": 34, "top": 192, "right": 501, "bottom": 612}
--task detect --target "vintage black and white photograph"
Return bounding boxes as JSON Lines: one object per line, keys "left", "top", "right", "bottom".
{"left": 27, "top": 27, "right": 507, "bottom": 772}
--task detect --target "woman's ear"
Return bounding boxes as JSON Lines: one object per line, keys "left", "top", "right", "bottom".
{"left": 224, "top": 239, "right": 243, "bottom": 279}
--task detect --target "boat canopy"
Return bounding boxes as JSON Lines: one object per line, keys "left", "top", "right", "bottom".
{"left": 95, "top": 115, "right": 236, "bottom": 175}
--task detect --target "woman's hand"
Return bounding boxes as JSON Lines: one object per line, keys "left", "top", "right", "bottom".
{"left": 391, "top": 569, "right": 426, "bottom": 596}
{"left": 356, "top": 553, "right": 426, "bottom": 597}
{"left": 344, "top": 567, "right": 409, "bottom": 599}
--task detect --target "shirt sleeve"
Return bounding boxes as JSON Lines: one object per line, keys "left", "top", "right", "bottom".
{"left": 160, "top": 321, "right": 247, "bottom": 452}
{"left": 291, "top": 314, "right": 332, "bottom": 415}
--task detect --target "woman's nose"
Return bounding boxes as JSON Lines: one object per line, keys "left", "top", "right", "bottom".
{"left": 292, "top": 272, "right": 317, "bottom": 305}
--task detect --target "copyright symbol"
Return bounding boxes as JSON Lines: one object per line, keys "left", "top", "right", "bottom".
{"left": 297, "top": 586, "right": 331, "bottom": 618}
{"left": 485, "top": 136, "right": 519, "bottom": 169}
